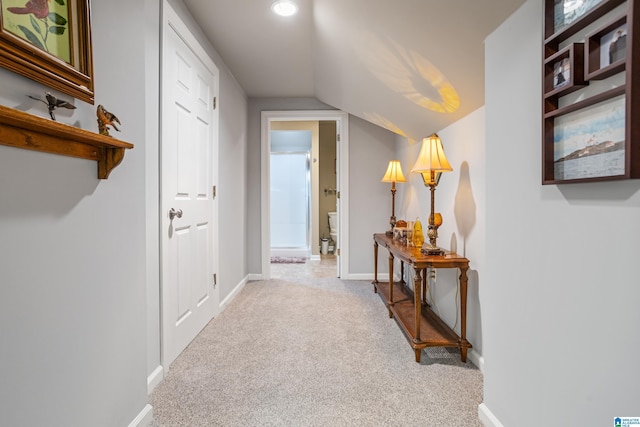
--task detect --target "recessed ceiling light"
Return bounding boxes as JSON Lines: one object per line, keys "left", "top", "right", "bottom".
{"left": 271, "top": 0, "right": 298, "bottom": 17}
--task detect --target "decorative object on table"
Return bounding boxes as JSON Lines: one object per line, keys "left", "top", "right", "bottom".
{"left": 97, "top": 105, "right": 121, "bottom": 136}
{"left": 411, "top": 134, "right": 452, "bottom": 255}
{"left": 27, "top": 92, "right": 76, "bottom": 120}
{"left": 412, "top": 217, "right": 424, "bottom": 248}
{"left": 393, "top": 219, "right": 408, "bottom": 244}
{"left": 381, "top": 160, "right": 406, "bottom": 235}
{"left": 0, "top": 0, "right": 94, "bottom": 103}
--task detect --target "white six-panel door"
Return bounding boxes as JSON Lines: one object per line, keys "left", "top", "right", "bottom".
{"left": 161, "top": 4, "right": 219, "bottom": 368}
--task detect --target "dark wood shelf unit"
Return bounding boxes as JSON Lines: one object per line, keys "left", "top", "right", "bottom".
{"left": 542, "top": 0, "right": 639, "bottom": 184}
{"left": 0, "top": 105, "right": 133, "bottom": 179}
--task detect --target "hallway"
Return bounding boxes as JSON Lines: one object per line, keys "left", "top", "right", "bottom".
{"left": 270, "top": 254, "right": 338, "bottom": 280}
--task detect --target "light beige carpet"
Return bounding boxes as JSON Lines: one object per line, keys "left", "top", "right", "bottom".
{"left": 150, "top": 277, "right": 483, "bottom": 426}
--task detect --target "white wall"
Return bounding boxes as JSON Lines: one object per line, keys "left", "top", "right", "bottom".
{"left": 395, "top": 108, "right": 486, "bottom": 361}
{"left": 145, "top": 0, "right": 162, "bottom": 392}
{"left": 482, "top": 1, "right": 640, "bottom": 425}
{"left": 348, "top": 115, "right": 398, "bottom": 276}
{"left": 0, "top": 0, "right": 150, "bottom": 425}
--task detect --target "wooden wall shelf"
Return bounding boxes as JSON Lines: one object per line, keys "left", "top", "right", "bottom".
{"left": 0, "top": 105, "right": 133, "bottom": 179}
{"left": 542, "top": 0, "right": 639, "bottom": 184}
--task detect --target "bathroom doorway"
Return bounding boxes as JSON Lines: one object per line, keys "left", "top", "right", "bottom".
{"left": 270, "top": 130, "right": 312, "bottom": 259}
{"left": 261, "top": 111, "right": 349, "bottom": 280}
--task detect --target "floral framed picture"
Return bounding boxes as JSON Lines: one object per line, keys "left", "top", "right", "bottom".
{"left": 0, "top": 0, "right": 94, "bottom": 104}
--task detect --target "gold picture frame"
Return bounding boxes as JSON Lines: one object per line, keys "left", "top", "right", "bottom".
{"left": 0, "top": 0, "right": 94, "bottom": 104}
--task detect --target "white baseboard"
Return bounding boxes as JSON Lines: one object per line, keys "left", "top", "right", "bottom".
{"left": 147, "top": 365, "right": 164, "bottom": 394}
{"left": 478, "top": 403, "right": 505, "bottom": 427}
{"left": 468, "top": 349, "right": 484, "bottom": 373}
{"left": 247, "top": 273, "right": 262, "bottom": 281}
{"left": 128, "top": 404, "right": 153, "bottom": 427}
{"left": 342, "top": 273, "right": 375, "bottom": 281}
{"left": 220, "top": 275, "right": 249, "bottom": 312}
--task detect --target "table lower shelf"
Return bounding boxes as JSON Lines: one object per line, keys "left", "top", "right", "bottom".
{"left": 373, "top": 279, "right": 470, "bottom": 362}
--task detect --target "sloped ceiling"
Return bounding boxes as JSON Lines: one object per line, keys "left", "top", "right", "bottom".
{"left": 183, "top": 0, "right": 526, "bottom": 140}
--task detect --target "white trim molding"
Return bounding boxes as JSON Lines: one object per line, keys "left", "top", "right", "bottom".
{"left": 478, "top": 403, "right": 505, "bottom": 427}
{"left": 219, "top": 275, "right": 250, "bottom": 312}
{"left": 468, "top": 349, "right": 484, "bottom": 373}
{"left": 128, "top": 404, "right": 154, "bottom": 427}
{"left": 147, "top": 365, "right": 164, "bottom": 394}
{"left": 261, "top": 110, "right": 349, "bottom": 280}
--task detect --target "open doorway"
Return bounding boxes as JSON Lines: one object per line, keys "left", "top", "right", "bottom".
{"left": 261, "top": 111, "right": 349, "bottom": 280}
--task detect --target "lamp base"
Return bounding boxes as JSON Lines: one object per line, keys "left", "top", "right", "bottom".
{"left": 421, "top": 245, "right": 445, "bottom": 256}
{"left": 385, "top": 229, "right": 393, "bottom": 236}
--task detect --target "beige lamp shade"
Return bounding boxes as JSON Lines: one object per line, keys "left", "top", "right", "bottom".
{"left": 381, "top": 160, "right": 407, "bottom": 183}
{"left": 410, "top": 134, "right": 453, "bottom": 173}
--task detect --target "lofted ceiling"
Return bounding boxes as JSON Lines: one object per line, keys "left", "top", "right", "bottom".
{"left": 182, "top": 0, "right": 526, "bottom": 140}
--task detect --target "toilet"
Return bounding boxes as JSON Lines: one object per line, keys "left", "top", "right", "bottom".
{"left": 328, "top": 211, "right": 338, "bottom": 255}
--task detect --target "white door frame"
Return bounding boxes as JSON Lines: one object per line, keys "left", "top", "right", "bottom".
{"left": 160, "top": 1, "right": 220, "bottom": 370}
{"left": 261, "top": 110, "right": 349, "bottom": 279}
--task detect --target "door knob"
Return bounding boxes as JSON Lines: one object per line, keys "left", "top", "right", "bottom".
{"left": 169, "top": 208, "right": 183, "bottom": 220}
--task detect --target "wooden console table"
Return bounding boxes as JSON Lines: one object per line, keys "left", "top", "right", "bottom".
{"left": 372, "top": 233, "right": 472, "bottom": 363}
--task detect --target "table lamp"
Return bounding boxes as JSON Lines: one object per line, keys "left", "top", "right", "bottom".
{"left": 381, "top": 160, "right": 406, "bottom": 235}
{"left": 410, "top": 134, "right": 452, "bottom": 255}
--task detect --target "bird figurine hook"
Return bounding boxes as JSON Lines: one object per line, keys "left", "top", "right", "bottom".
{"left": 28, "top": 92, "right": 76, "bottom": 121}
{"left": 97, "top": 105, "right": 121, "bottom": 137}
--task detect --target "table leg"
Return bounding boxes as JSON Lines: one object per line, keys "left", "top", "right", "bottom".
{"left": 422, "top": 268, "right": 427, "bottom": 306}
{"left": 413, "top": 267, "right": 422, "bottom": 344}
{"left": 373, "top": 239, "right": 379, "bottom": 293}
{"left": 400, "top": 261, "right": 405, "bottom": 285}
{"left": 459, "top": 265, "right": 470, "bottom": 362}
{"left": 388, "top": 252, "right": 395, "bottom": 318}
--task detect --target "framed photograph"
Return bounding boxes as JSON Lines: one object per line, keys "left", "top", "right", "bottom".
{"left": 545, "top": 0, "right": 626, "bottom": 42}
{"left": 605, "top": 24, "right": 627, "bottom": 65}
{"left": 552, "top": 94, "right": 625, "bottom": 181}
{"left": 544, "top": 43, "right": 586, "bottom": 98}
{"left": 553, "top": 57, "right": 571, "bottom": 88}
{"left": 0, "top": 0, "right": 94, "bottom": 103}
{"left": 553, "top": 0, "right": 605, "bottom": 34}
{"left": 586, "top": 15, "right": 627, "bottom": 80}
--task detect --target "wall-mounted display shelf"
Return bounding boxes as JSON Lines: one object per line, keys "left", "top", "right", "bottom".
{"left": 542, "top": 0, "right": 640, "bottom": 184}
{"left": 0, "top": 105, "right": 133, "bottom": 179}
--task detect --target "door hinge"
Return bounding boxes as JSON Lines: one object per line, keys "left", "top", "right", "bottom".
{"left": 213, "top": 273, "right": 217, "bottom": 287}
{"left": 213, "top": 96, "right": 217, "bottom": 110}
{"left": 337, "top": 249, "right": 341, "bottom": 256}
{"left": 212, "top": 185, "right": 216, "bottom": 199}
{"left": 337, "top": 133, "right": 341, "bottom": 142}
{"left": 337, "top": 191, "right": 340, "bottom": 199}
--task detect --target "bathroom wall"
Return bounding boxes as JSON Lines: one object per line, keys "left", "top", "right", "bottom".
{"left": 319, "top": 121, "right": 337, "bottom": 246}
